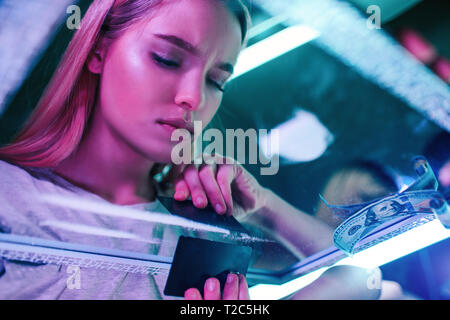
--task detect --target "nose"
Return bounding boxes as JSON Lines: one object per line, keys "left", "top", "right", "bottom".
{"left": 174, "top": 72, "right": 205, "bottom": 112}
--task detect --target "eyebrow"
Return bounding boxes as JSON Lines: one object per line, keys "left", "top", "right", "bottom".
{"left": 154, "top": 33, "right": 235, "bottom": 74}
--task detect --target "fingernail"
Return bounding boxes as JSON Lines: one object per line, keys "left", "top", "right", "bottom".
{"left": 227, "top": 273, "right": 237, "bottom": 284}
{"left": 207, "top": 278, "right": 216, "bottom": 291}
{"left": 174, "top": 191, "right": 184, "bottom": 199}
{"left": 185, "top": 288, "right": 198, "bottom": 299}
{"left": 196, "top": 196, "right": 205, "bottom": 206}
{"left": 215, "top": 203, "right": 224, "bottom": 214}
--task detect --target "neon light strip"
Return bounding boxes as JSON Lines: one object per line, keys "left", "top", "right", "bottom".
{"left": 335, "top": 218, "right": 450, "bottom": 269}
{"left": 231, "top": 25, "right": 319, "bottom": 79}
{"left": 253, "top": 0, "right": 450, "bottom": 131}
{"left": 39, "top": 193, "right": 230, "bottom": 235}
{"left": 0, "top": 233, "right": 172, "bottom": 275}
{"left": 249, "top": 218, "right": 450, "bottom": 300}
{"left": 246, "top": 14, "right": 290, "bottom": 39}
{"left": 39, "top": 220, "right": 162, "bottom": 244}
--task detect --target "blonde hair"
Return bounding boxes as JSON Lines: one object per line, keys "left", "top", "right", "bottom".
{"left": 0, "top": 0, "right": 250, "bottom": 170}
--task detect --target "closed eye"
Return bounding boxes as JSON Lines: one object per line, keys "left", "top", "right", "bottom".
{"left": 207, "top": 78, "right": 226, "bottom": 92}
{"left": 153, "top": 53, "right": 226, "bottom": 92}
{"left": 151, "top": 53, "right": 180, "bottom": 68}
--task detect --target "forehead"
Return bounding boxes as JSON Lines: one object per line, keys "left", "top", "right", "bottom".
{"left": 133, "top": 0, "right": 243, "bottom": 66}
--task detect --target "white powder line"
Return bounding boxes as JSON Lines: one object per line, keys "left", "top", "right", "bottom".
{"left": 39, "top": 193, "right": 230, "bottom": 235}
{"left": 39, "top": 220, "right": 162, "bottom": 244}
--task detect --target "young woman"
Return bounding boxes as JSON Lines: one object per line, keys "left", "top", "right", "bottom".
{"left": 0, "top": 0, "right": 376, "bottom": 300}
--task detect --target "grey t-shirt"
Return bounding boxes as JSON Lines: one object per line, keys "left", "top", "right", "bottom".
{"left": 0, "top": 159, "right": 196, "bottom": 299}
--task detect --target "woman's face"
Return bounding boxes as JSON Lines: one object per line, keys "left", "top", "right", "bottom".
{"left": 91, "top": 0, "right": 242, "bottom": 163}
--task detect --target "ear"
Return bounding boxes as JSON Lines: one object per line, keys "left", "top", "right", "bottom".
{"left": 87, "top": 39, "right": 108, "bottom": 74}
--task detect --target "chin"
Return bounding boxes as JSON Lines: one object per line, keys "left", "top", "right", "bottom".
{"left": 140, "top": 145, "right": 175, "bottom": 164}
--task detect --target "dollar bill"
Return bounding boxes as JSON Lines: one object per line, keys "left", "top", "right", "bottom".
{"left": 319, "top": 194, "right": 388, "bottom": 221}
{"left": 322, "top": 157, "right": 439, "bottom": 221}
{"left": 333, "top": 190, "right": 448, "bottom": 255}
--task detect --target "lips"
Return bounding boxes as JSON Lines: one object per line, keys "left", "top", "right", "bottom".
{"left": 157, "top": 118, "right": 194, "bottom": 134}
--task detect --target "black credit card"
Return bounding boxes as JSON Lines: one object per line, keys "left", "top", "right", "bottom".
{"left": 157, "top": 196, "right": 250, "bottom": 234}
{"left": 164, "top": 236, "right": 253, "bottom": 297}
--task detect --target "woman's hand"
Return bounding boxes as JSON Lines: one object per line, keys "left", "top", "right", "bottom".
{"left": 162, "top": 154, "right": 332, "bottom": 258}
{"left": 184, "top": 273, "right": 250, "bottom": 300}
{"left": 172, "top": 155, "right": 268, "bottom": 221}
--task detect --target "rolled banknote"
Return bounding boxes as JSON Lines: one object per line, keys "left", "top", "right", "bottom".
{"left": 319, "top": 194, "right": 377, "bottom": 221}
{"left": 330, "top": 157, "right": 449, "bottom": 255}
{"left": 333, "top": 190, "right": 448, "bottom": 255}
{"left": 321, "top": 156, "right": 439, "bottom": 222}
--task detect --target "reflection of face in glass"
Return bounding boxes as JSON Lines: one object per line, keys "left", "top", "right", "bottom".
{"left": 88, "top": 0, "right": 242, "bottom": 163}
{"left": 315, "top": 163, "right": 398, "bottom": 229}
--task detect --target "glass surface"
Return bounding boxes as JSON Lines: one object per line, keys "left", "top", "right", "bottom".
{"left": 0, "top": 0, "right": 449, "bottom": 296}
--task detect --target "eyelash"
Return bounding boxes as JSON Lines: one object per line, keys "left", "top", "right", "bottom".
{"left": 151, "top": 53, "right": 226, "bottom": 92}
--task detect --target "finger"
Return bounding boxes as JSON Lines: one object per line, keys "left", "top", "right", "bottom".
{"left": 183, "top": 165, "right": 208, "bottom": 208}
{"left": 238, "top": 274, "right": 250, "bottom": 300}
{"left": 184, "top": 288, "right": 203, "bottom": 300}
{"left": 198, "top": 165, "right": 227, "bottom": 215}
{"left": 203, "top": 277, "right": 221, "bottom": 300}
{"left": 160, "top": 164, "right": 186, "bottom": 185}
{"left": 174, "top": 179, "right": 190, "bottom": 201}
{"left": 222, "top": 273, "right": 239, "bottom": 300}
{"left": 216, "top": 165, "right": 235, "bottom": 216}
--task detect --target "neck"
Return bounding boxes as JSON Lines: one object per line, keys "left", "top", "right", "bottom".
{"left": 53, "top": 107, "right": 156, "bottom": 205}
